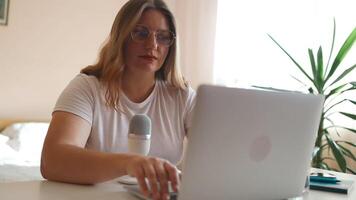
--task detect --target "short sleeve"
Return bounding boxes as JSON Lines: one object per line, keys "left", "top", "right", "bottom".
{"left": 183, "top": 86, "right": 196, "bottom": 134}
{"left": 53, "top": 74, "right": 95, "bottom": 125}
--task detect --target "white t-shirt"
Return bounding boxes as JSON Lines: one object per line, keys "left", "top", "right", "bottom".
{"left": 54, "top": 73, "right": 196, "bottom": 164}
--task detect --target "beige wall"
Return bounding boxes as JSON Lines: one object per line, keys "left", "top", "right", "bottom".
{"left": 0, "top": 0, "right": 179, "bottom": 121}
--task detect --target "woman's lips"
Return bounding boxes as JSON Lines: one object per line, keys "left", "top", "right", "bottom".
{"left": 139, "top": 55, "right": 157, "bottom": 62}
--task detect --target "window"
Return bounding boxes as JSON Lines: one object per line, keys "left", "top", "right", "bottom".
{"left": 214, "top": 0, "right": 356, "bottom": 90}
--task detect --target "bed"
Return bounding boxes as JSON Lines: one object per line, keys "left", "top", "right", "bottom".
{"left": 0, "top": 121, "right": 49, "bottom": 182}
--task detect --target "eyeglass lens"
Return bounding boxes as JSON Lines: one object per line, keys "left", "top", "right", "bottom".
{"left": 131, "top": 25, "right": 175, "bottom": 46}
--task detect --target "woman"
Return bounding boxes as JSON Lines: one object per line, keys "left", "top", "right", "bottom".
{"left": 40, "top": 0, "right": 195, "bottom": 200}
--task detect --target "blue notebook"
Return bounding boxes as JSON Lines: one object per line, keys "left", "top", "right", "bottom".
{"left": 309, "top": 179, "right": 354, "bottom": 194}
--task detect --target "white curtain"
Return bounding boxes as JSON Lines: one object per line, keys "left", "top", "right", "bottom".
{"left": 173, "top": 0, "right": 218, "bottom": 89}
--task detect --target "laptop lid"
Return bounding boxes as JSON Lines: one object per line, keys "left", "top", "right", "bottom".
{"left": 179, "top": 85, "right": 324, "bottom": 200}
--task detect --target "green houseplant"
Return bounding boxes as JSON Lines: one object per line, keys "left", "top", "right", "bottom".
{"left": 268, "top": 20, "right": 356, "bottom": 173}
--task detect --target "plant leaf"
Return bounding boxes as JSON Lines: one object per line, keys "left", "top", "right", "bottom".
{"left": 290, "top": 75, "right": 308, "bottom": 88}
{"left": 325, "top": 27, "right": 356, "bottom": 82}
{"left": 251, "top": 86, "right": 299, "bottom": 93}
{"left": 343, "top": 127, "right": 356, "bottom": 134}
{"left": 335, "top": 126, "right": 342, "bottom": 137}
{"left": 319, "top": 143, "right": 329, "bottom": 150}
{"left": 325, "top": 133, "right": 347, "bottom": 172}
{"left": 320, "top": 162, "right": 331, "bottom": 170}
{"left": 312, "top": 147, "right": 322, "bottom": 160}
{"left": 324, "top": 99, "right": 347, "bottom": 114}
{"left": 340, "top": 112, "right": 356, "bottom": 120}
{"left": 337, "top": 143, "right": 356, "bottom": 161}
{"left": 268, "top": 34, "right": 315, "bottom": 84}
{"left": 290, "top": 75, "right": 314, "bottom": 93}
{"left": 325, "top": 83, "right": 348, "bottom": 99}
{"left": 347, "top": 167, "right": 356, "bottom": 174}
{"left": 325, "top": 121, "right": 342, "bottom": 137}
{"left": 308, "top": 49, "right": 317, "bottom": 80}
{"left": 324, "top": 117, "right": 335, "bottom": 129}
{"left": 345, "top": 81, "right": 356, "bottom": 90}
{"left": 339, "top": 82, "right": 356, "bottom": 94}
{"left": 316, "top": 46, "right": 325, "bottom": 90}
{"left": 336, "top": 141, "right": 356, "bottom": 148}
{"left": 328, "top": 126, "right": 356, "bottom": 134}
{"left": 325, "top": 18, "right": 336, "bottom": 76}
{"left": 329, "top": 64, "right": 356, "bottom": 86}
{"left": 349, "top": 99, "right": 356, "bottom": 105}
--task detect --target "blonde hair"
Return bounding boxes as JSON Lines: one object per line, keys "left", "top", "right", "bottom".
{"left": 81, "top": 0, "right": 187, "bottom": 111}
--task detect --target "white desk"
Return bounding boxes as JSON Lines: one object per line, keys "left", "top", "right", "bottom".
{"left": 0, "top": 180, "right": 137, "bottom": 200}
{"left": 0, "top": 169, "right": 354, "bottom": 200}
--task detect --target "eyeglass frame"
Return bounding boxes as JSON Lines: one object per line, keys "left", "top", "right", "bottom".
{"left": 130, "top": 24, "right": 176, "bottom": 47}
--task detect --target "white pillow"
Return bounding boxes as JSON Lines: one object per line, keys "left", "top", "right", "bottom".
{"left": 1, "top": 122, "right": 49, "bottom": 162}
{"left": 0, "top": 143, "right": 19, "bottom": 164}
{"left": 0, "top": 134, "right": 19, "bottom": 164}
{"left": 0, "top": 134, "right": 9, "bottom": 144}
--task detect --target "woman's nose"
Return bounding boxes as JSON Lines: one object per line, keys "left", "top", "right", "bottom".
{"left": 144, "top": 33, "right": 158, "bottom": 50}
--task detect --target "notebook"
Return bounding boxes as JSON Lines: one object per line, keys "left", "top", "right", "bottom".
{"left": 310, "top": 179, "right": 354, "bottom": 194}
{"left": 125, "top": 84, "right": 324, "bottom": 200}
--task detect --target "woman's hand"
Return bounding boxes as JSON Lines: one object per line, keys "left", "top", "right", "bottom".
{"left": 126, "top": 155, "right": 179, "bottom": 200}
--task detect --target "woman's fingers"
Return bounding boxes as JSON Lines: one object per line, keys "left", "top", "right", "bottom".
{"left": 126, "top": 155, "right": 179, "bottom": 200}
{"left": 142, "top": 160, "right": 160, "bottom": 199}
{"left": 164, "top": 161, "right": 179, "bottom": 192}
{"left": 126, "top": 156, "right": 152, "bottom": 198}
{"left": 135, "top": 166, "right": 150, "bottom": 197}
{"left": 153, "top": 159, "right": 169, "bottom": 199}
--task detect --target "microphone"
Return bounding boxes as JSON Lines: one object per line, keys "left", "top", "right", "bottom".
{"left": 128, "top": 114, "right": 151, "bottom": 155}
{"left": 118, "top": 114, "right": 151, "bottom": 185}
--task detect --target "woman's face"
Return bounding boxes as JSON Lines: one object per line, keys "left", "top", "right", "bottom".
{"left": 124, "top": 9, "right": 171, "bottom": 77}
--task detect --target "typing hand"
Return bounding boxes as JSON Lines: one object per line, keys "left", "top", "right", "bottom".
{"left": 126, "top": 155, "right": 180, "bottom": 200}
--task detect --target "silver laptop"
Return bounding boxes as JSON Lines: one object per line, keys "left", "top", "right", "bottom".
{"left": 125, "top": 84, "right": 324, "bottom": 200}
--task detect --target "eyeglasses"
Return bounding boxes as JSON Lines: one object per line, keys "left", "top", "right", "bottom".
{"left": 130, "top": 25, "right": 176, "bottom": 47}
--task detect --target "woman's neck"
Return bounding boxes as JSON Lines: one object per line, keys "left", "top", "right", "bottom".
{"left": 121, "top": 71, "right": 156, "bottom": 103}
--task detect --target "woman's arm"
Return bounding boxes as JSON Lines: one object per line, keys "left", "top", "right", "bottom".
{"left": 41, "top": 111, "right": 129, "bottom": 183}
{"left": 41, "top": 111, "right": 179, "bottom": 199}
